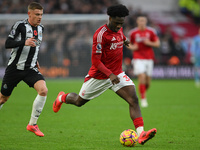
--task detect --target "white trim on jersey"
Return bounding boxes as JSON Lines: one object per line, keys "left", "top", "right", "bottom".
{"left": 97, "top": 26, "right": 107, "bottom": 43}
{"left": 8, "top": 20, "right": 24, "bottom": 39}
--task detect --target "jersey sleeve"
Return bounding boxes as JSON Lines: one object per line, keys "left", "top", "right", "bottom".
{"left": 129, "top": 32, "right": 135, "bottom": 44}
{"left": 5, "top": 22, "right": 25, "bottom": 49}
{"left": 123, "top": 33, "right": 127, "bottom": 41}
{"left": 150, "top": 29, "right": 159, "bottom": 42}
{"left": 91, "top": 31, "right": 112, "bottom": 77}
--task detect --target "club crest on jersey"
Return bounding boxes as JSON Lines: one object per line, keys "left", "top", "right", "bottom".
{"left": 96, "top": 43, "right": 102, "bottom": 53}
{"left": 82, "top": 90, "right": 86, "bottom": 96}
{"left": 38, "top": 31, "right": 42, "bottom": 37}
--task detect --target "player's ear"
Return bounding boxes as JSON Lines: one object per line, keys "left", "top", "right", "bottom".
{"left": 109, "top": 16, "right": 112, "bottom": 22}
{"left": 28, "top": 10, "right": 32, "bottom": 16}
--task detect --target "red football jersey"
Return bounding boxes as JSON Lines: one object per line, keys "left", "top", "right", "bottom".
{"left": 86, "top": 24, "right": 126, "bottom": 80}
{"left": 129, "top": 27, "right": 159, "bottom": 60}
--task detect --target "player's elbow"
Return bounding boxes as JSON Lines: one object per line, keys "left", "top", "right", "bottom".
{"left": 5, "top": 39, "right": 11, "bottom": 49}
{"left": 154, "top": 40, "right": 160, "bottom": 48}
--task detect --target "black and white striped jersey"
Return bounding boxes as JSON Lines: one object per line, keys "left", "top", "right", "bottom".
{"left": 5, "top": 19, "right": 44, "bottom": 70}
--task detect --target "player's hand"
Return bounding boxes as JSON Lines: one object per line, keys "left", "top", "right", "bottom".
{"left": 109, "top": 73, "right": 120, "bottom": 85}
{"left": 143, "top": 39, "right": 152, "bottom": 46}
{"left": 25, "top": 37, "right": 36, "bottom": 47}
{"left": 124, "top": 39, "right": 130, "bottom": 46}
{"left": 127, "top": 43, "right": 138, "bottom": 51}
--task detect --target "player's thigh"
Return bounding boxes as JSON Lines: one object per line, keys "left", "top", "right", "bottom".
{"left": 34, "top": 80, "right": 48, "bottom": 96}
{"left": 23, "top": 68, "right": 45, "bottom": 88}
{"left": 111, "top": 72, "right": 135, "bottom": 92}
{"left": 116, "top": 85, "right": 138, "bottom": 105}
{"left": 138, "top": 73, "right": 147, "bottom": 84}
{"left": 111, "top": 72, "right": 138, "bottom": 104}
{"left": 146, "top": 60, "right": 154, "bottom": 76}
{"left": 79, "top": 78, "right": 112, "bottom": 100}
{"left": 132, "top": 59, "right": 146, "bottom": 75}
{"left": 1, "top": 67, "right": 23, "bottom": 96}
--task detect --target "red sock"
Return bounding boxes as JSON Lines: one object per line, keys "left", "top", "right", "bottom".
{"left": 133, "top": 117, "right": 144, "bottom": 129}
{"left": 61, "top": 93, "right": 69, "bottom": 103}
{"left": 139, "top": 84, "right": 146, "bottom": 99}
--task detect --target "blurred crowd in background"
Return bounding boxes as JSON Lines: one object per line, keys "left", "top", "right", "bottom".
{"left": 179, "top": 0, "right": 200, "bottom": 25}
{"left": 0, "top": 0, "right": 199, "bottom": 77}
{"left": 0, "top": 0, "right": 117, "bottom": 14}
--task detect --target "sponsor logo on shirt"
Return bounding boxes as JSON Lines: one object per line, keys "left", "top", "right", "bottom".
{"left": 135, "top": 33, "right": 150, "bottom": 42}
{"left": 35, "top": 39, "right": 42, "bottom": 46}
{"left": 110, "top": 41, "right": 123, "bottom": 50}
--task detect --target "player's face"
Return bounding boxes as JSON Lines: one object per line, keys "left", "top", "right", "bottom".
{"left": 137, "top": 17, "right": 147, "bottom": 30}
{"left": 28, "top": 9, "right": 43, "bottom": 27}
{"left": 108, "top": 17, "right": 125, "bottom": 32}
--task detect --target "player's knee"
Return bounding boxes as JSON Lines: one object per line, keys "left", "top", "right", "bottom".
{"left": 75, "top": 99, "right": 88, "bottom": 107}
{"left": 146, "top": 83, "right": 150, "bottom": 90}
{"left": 130, "top": 95, "right": 139, "bottom": 106}
{"left": 38, "top": 87, "right": 48, "bottom": 96}
{"left": 76, "top": 102, "right": 84, "bottom": 107}
{"left": 75, "top": 100, "right": 87, "bottom": 107}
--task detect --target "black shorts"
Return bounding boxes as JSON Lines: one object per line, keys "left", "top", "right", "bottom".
{"left": 1, "top": 66, "right": 45, "bottom": 96}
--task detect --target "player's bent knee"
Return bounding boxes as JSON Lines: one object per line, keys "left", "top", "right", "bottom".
{"left": 75, "top": 98, "right": 89, "bottom": 107}
{"left": 76, "top": 102, "right": 84, "bottom": 107}
{"left": 38, "top": 87, "right": 48, "bottom": 96}
{"left": 130, "top": 95, "right": 139, "bottom": 106}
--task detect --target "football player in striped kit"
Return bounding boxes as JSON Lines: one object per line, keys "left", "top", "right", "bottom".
{"left": 0, "top": 2, "right": 47, "bottom": 137}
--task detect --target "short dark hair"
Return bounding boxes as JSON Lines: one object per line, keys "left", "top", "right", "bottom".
{"left": 137, "top": 14, "right": 148, "bottom": 18}
{"left": 107, "top": 4, "right": 129, "bottom": 17}
{"left": 28, "top": 2, "right": 43, "bottom": 11}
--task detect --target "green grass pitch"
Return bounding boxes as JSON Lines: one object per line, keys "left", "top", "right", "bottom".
{"left": 0, "top": 79, "right": 200, "bottom": 150}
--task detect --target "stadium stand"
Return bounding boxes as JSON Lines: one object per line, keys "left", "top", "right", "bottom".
{"left": 0, "top": 0, "right": 199, "bottom": 78}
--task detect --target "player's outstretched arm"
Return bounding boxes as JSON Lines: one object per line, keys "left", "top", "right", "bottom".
{"left": 126, "top": 43, "right": 138, "bottom": 51}
{"left": 143, "top": 39, "right": 160, "bottom": 48}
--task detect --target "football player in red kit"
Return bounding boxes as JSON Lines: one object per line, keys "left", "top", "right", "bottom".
{"left": 128, "top": 15, "right": 160, "bottom": 107}
{"left": 53, "top": 4, "right": 157, "bottom": 145}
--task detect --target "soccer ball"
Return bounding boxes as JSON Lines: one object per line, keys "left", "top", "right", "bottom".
{"left": 119, "top": 129, "right": 138, "bottom": 147}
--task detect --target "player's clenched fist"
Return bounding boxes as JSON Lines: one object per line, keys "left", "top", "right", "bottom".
{"left": 25, "top": 37, "right": 36, "bottom": 47}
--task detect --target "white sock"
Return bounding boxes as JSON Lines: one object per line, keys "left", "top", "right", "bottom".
{"left": 0, "top": 104, "right": 4, "bottom": 110}
{"left": 29, "top": 95, "right": 46, "bottom": 125}
{"left": 136, "top": 126, "right": 144, "bottom": 137}
{"left": 58, "top": 95, "right": 62, "bottom": 103}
